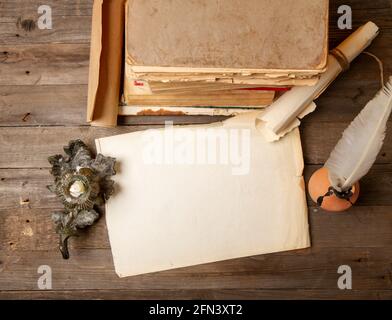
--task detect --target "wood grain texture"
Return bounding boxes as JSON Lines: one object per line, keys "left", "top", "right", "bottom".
{"left": 0, "top": 85, "right": 88, "bottom": 126}
{"left": 0, "top": 0, "right": 93, "bottom": 17}
{"left": 0, "top": 44, "right": 89, "bottom": 85}
{"left": 0, "top": 246, "right": 392, "bottom": 292}
{"left": 0, "top": 0, "right": 391, "bottom": 299}
{"left": 1, "top": 165, "right": 391, "bottom": 212}
{"left": 1, "top": 204, "right": 392, "bottom": 252}
{"left": 0, "top": 123, "right": 391, "bottom": 169}
{"left": 0, "top": 289, "right": 392, "bottom": 300}
{"left": 1, "top": 289, "right": 392, "bottom": 300}
{"left": 0, "top": 16, "right": 91, "bottom": 45}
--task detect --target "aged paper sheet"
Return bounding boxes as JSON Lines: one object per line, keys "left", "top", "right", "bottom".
{"left": 96, "top": 112, "right": 310, "bottom": 277}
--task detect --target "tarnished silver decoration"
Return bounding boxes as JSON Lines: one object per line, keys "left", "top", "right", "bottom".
{"left": 47, "top": 140, "right": 116, "bottom": 259}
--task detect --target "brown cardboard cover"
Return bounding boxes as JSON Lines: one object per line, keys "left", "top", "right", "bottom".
{"left": 87, "top": 0, "right": 125, "bottom": 127}
{"left": 126, "top": 0, "right": 329, "bottom": 71}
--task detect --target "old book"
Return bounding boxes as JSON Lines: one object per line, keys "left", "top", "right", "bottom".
{"left": 119, "top": 106, "right": 265, "bottom": 116}
{"left": 130, "top": 80, "right": 269, "bottom": 95}
{"left": 86, "top": 0, "right": 329, "bottom": 126}
{"left": 124, "top": 92, "right": 274, "bottom": 107}
{"left": 122, "top": 0, "right": 328, "bottom": 116}
{"left": 126, "top": 0, "right": 329, "bottom": 78}
{"left": 147, "top": 82, "right": 286, "bottom": 95}
{"left": 123, "top": 75, "right": 276, "bottom": 110}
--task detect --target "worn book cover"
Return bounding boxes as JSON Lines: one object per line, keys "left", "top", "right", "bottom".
{"left": 126, "top": 0, "right": 329, "bottom": 72}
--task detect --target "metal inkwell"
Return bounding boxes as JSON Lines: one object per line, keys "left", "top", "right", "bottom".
{"left": 47, "top": 140, "right": 116, "bottom": 259}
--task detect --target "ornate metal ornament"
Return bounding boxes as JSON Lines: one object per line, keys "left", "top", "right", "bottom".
{"left": 47, "top": 140, "right": 116, "bottom": 259}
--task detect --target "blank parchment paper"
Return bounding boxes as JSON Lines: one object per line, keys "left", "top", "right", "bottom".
{"left": 96, "top": 112, "right": 310, "bottom": 277}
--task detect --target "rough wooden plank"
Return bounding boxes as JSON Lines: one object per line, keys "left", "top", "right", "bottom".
{"left": 0, "top": 207, "right": 108, "bottom": 251}
{"left": 309, "top": 206, "right": 392, "bottom": 248}
{"left": 0, "top": 44, "right": 89, "bottom": 85}
{"left": 0, "top": 126, "right": 150, "bottom": 169}
{"left": 300, "top": 122, "right": 392, "bottom": 165}
{"left": 1, "top": 205, "right": 392, "bottom": 253}
{"left": 1, "top": 0, "right": 390, "bottom": 47}
{"left": 0, "top": 169, "right": 60, "bottom": 210}
{"left": 0, "top": 68, "right": 389, "bottom": 127}
{"left": 0, "top": 59, "right": 388, "bottom": 127}
{"left": 0, "top": 247, "right": 391, "bottom": 291}
{"left": 329, "top": 0, "right": 392, "bottom": 33}
{"left": 0, "top": 85, "right": 87, "bottom": 126}
{"left": 1, "top": 123, "right": 391, "bottom": 168}
{"left": 0, "top": 16, "right": 91, "bottom": 45}
{"left": 1, "top": 0, "right": 391, "bottom": 46}
{"left": 1, "top": 36, "right": 391, "bottom": 126}
{"left": 1, "top": 0, "right": 390, "bottom": 21}
{"left": 0, "top": 85, "right": 231, "bottom": 126}
{"left": 1, "top": 40, "right": 389, "bottom": 86}
{"left": 0, "top": 74, "right": 388, "bottom": 127}
{"left": 1, "top": 165, "right": 391, "bottom": 211}
{"left": 0, "top": 0, "right": 93, "bottom": 17}
{"left": 1, "top": 167, "right": 391, "bottom": 258}
{"left": 309, "top": 57, "right": 392, "bottom": 123}
{"left": 0, "top": 289, "right": 391, "bottom": 300}
{"left": 0, "top": 0, "right": 92, "bottom": 44}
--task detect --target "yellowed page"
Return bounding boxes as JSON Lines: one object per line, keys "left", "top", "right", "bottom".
{"left": 96, "top": 112, "right": 310, "bottom": 277}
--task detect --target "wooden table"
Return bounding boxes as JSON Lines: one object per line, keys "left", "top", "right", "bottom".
{"left": 0, "top": 0, "right": 392, "bottom": 300}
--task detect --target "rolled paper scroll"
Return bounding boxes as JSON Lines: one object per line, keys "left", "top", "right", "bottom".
{"left": 258, "top": 21, "right": 380, "bottom": 141}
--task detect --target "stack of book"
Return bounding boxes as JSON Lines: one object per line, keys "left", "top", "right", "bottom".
{"left": 121, "top": 0, "right": 329, "bottom": 116}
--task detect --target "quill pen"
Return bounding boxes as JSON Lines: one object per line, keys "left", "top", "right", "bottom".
{"left": 325, "top": 77, "right": 392, "bottom": 193}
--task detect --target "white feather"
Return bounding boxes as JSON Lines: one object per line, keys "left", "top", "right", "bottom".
{"left": 325, "top": 77, "right": 392, "bottom": 192}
